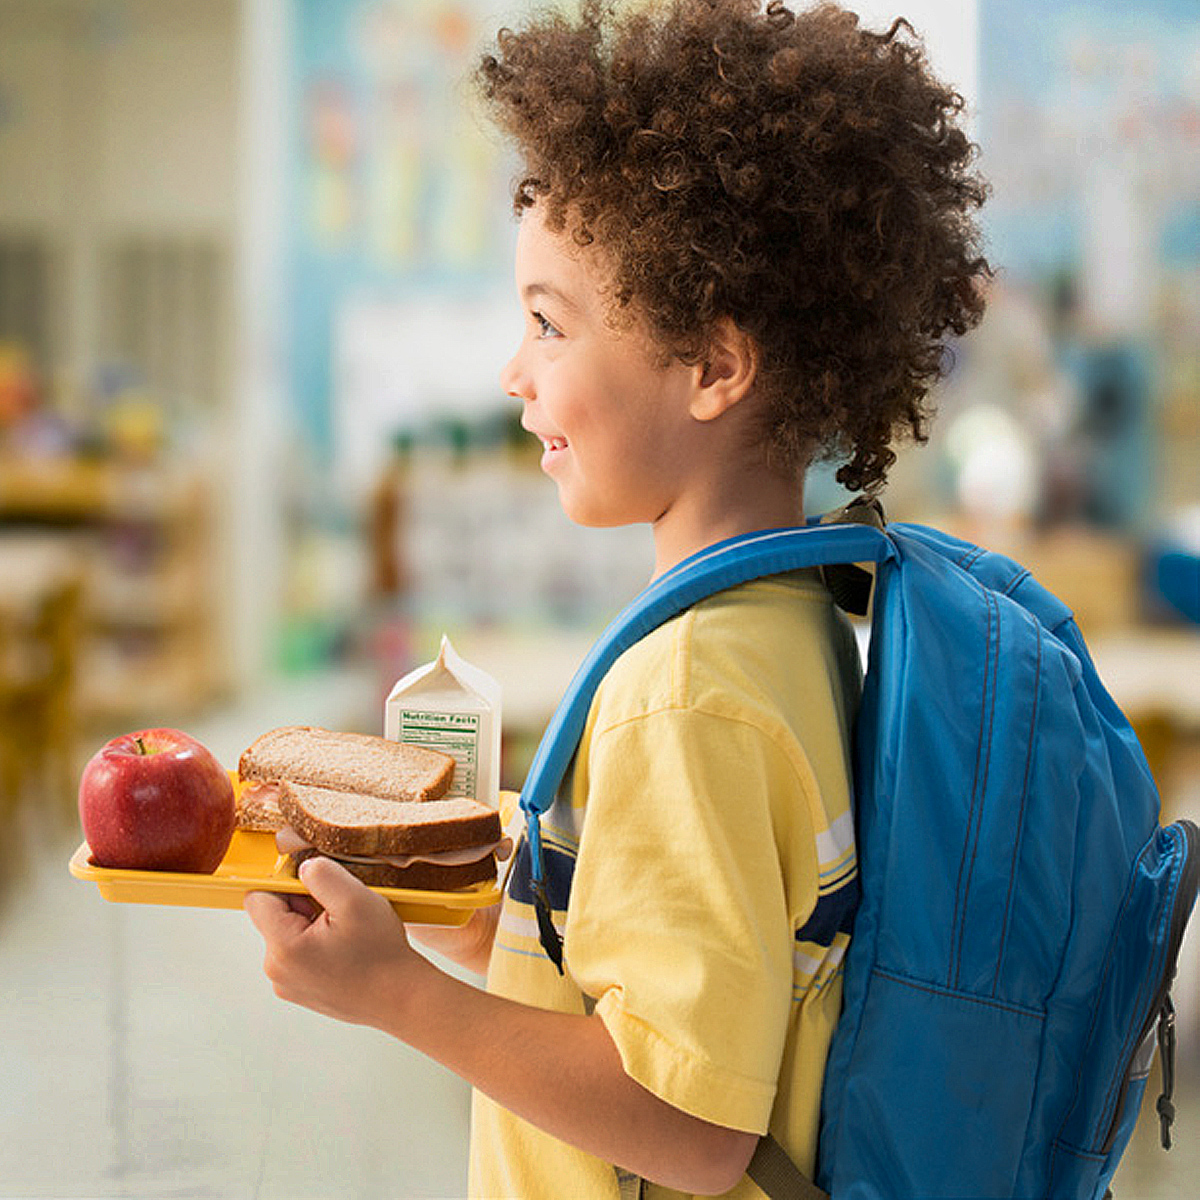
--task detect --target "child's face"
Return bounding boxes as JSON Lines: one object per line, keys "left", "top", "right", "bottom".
{"left": 500, "top": 205, "right": 701, "bottom": 530}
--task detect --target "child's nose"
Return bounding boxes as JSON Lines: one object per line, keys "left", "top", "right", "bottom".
{"left": 499, "top": 350, "right": 531, "bottom": 402}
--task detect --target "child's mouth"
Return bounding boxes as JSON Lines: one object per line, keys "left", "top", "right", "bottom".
{"left": 539, "top": 436, "right": 569, "bottom": 469}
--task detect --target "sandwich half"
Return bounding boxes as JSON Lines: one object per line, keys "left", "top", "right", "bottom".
{"left": 236, "top": 727, "right": 501, "bottom": 891}
{"left": 277, "top": 784, "right": 501, "bottom": 891}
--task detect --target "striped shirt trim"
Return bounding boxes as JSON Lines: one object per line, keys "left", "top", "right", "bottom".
{"left": 795, "top": 937, "right": 848, "bottom": 978}
{"left": 793, "top": 932, "right": 851, "bottom": 999}
{"left": 815, "top": 811, "right": 854, "bottom": 868}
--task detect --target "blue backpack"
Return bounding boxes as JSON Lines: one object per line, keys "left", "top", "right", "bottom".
{"left": 517, "top": 508, "right": 1199, "bottom": 1199}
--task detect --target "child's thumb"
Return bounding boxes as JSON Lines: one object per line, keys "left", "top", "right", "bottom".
{"left": 297, "top": 854, "right": 370, "bottom": 914}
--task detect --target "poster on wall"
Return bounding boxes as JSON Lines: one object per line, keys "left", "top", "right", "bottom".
{"left": 297, "top": 0, "right": 511, "bottom": 271}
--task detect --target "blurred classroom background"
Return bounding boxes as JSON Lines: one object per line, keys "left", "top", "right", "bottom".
{"left": 0, "top": 0, "right": 1198, "bottom": 1197}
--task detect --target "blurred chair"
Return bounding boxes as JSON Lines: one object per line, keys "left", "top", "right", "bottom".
{"left": 0, "top": 538, "right": 84, "bottom": 836}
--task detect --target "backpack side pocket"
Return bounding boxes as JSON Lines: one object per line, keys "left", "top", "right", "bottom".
{"left": 1052, "top": 821, "right": 1199, "bottom": 1195}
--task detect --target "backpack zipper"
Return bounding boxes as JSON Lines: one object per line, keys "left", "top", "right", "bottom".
{"left": 1100, "top": 820, "right": 1200, "bottom": 1154}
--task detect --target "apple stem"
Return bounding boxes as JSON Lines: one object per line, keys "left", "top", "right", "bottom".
{"left": 134, "top": 736, "right": 148, "bottom": 755}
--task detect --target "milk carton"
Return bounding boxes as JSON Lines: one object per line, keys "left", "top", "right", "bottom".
{"left": 385, "top": 636, "right": 502, "bottom": 807}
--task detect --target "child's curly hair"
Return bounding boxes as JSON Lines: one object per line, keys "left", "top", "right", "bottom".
{"left": 477, "top": 0, "right": 991, "bottom": 494}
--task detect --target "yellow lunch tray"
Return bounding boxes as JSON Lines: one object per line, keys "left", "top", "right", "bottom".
{"left": 68, "top": 772, "right": 504, "bottom": 926}
{"left": 68, "top": 833, "right": 497, "bottom": 925}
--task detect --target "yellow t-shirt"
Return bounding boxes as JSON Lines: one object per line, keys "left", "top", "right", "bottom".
{"left": 470, "top": 571, "right": 862, "bottom": 1199}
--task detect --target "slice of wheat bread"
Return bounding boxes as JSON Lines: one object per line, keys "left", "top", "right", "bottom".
{"left": 289, "top": 846, "right": 496, "bottom": 891}
{"left": 277, "top": 781, "right": 501, "bottom": 857}
{"left": 239, "top": 726, "right": 454, "bottom": 802}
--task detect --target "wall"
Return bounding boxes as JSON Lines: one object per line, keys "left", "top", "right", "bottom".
{"left": 0, "top": 0, "right": 239, "bottom": 378}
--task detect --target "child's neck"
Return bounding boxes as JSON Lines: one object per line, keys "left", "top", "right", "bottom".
{"left": 649, "top": 471, "right": 806, "bottom": 581}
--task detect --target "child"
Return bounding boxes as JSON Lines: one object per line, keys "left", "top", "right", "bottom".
{"left": 245, "top": 1, "right": 990, "bottom": 1195}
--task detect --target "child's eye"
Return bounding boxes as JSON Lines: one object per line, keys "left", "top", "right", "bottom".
{"left": 532, "top": 310, "right": 561, "bottom": 339}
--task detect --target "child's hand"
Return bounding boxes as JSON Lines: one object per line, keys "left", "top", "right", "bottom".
{"left": 408, "top": 903, "right": 500, "bottom": 976}
{"left": 406, "top": 835, "right": 510, "bottom": 974}
{"left": 244, "top": 856, "right": 424, "bottom": 1029}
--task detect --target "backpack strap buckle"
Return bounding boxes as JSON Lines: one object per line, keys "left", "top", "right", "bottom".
{"left": 818, "top": 498, "right": 886, "bottom": 616}
{"left": 524, "top": 807, "right": 565, "bottom": 974}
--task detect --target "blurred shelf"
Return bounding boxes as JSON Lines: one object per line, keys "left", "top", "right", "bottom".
{"left": 419, "top": 623, "right": 599, "bottom": 734}
{"left": 0, "top": 454, "right": 221, "bottom": 725}
{"left": 1090, "top": 629, "right": 1200, "bottom": 727}
{"left": 0, "top": 454, "right": 205, "bottom": 522}
{"left": 0, "top": 456, "right": 112, "bottom": 517}
{"left": 84, "top": 561, "right": 210, "bottom": 628}
{"left": 78, "top": 650, "right": 216, "bottom": 726}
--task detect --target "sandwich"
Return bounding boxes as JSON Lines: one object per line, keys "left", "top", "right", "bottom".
{"left": 236, "top": 726, "right": 502, "bottom": 892}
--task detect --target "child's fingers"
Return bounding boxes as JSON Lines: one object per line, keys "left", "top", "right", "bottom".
{"left": 246, "top": 858, "right": 420, "bottom": 1024}
{"left": 297, "top": 855, "right": 396, "bottom": 925}
{"left": 407, "top": 901, "right": 499, "bottom": 968}
{"left": 244, "top": 889, "right": 316, "bottom": 940}
{"left": 284, "top": 891, "right": 322, "bottom": 920}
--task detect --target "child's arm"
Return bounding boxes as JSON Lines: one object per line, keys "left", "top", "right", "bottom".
{"left": 245, "top": 856, "right": 757, "bottom": 1195}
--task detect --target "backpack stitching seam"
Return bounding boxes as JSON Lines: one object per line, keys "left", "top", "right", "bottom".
{"left": 957, "top": 545, "right": 986, "bottom": 571}
{"left": 873, "top": 966, "right": 1045, "bottom": 1020}
{"left": 1003, "top": 568, "right": 1032, "bottom": 597}
{"left": 991, "top": 619, "right": 1043, "bottom": 998}
{"left": 952, "top": 587, "right": 999, "bottom": 988}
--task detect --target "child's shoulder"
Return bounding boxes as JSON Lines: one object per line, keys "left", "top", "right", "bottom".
{"left": 593, "top": 570, "right": 847, "bottom": 731}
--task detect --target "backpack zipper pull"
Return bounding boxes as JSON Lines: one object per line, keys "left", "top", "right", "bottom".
{"left": 1156, "top": 996, "right": 1177, "bottom": 1149}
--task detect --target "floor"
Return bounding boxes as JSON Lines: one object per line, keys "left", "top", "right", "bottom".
{"left": 3, "top": 668, "right": 1200, "bottom": 1199}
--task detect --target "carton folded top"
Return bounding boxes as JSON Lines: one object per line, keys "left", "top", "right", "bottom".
{"left": 389, "top": 635, "right": 501, "bottom": 709}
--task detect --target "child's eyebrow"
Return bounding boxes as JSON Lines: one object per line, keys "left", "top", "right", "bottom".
{"left": 522, "top": 282, "right": 580, "bottom": 313}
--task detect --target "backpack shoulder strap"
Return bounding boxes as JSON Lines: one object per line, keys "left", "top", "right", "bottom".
{"left": 749, "top": 1134, "right": 830, "bottom": 1200}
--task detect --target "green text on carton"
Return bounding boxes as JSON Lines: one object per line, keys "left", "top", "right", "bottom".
{"left": 385, "top": 636, "right": 502, "bottom": 807}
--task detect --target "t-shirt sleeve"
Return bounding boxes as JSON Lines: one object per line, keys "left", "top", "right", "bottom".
{"left": 563, "top": 705, "right": 816, "bottom": 1134}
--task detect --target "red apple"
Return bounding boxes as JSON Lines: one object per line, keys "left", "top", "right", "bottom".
{"left": 79, "top": 728, "right": 236, "bottom": 873}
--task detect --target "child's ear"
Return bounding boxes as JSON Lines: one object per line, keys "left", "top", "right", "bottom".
{"left": 690, "top": 318, "right": 759, "bottom": 422}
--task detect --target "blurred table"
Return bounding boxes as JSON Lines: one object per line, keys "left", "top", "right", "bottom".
{"left": 1090, "top": 630, "right": 1200, "bottom": 727}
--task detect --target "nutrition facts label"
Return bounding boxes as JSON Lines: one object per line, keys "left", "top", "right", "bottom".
{"left": 396, "top": 709, "right": 479, "bottom": 798}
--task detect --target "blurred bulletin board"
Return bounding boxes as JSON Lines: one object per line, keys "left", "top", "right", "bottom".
{"left": 288, "top": 0, "right": 517, "bottom": 469}
{"left": 978, "top": 0, "right": 1200, "bottom": 525}
{"left": 980, "top": 0, "right": 1200, "bottom": 315}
